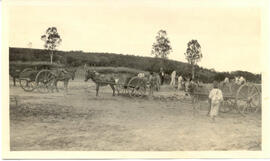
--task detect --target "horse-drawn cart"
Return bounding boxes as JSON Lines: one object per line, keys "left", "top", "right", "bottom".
{"left": 191, "top": 81, "right": 261, "bottom": 116}
{"left": 10, "top": 62, "right": 65, "bottom": 93}
{"left": 85, "top": 69, "right": 160, "bottom": 98}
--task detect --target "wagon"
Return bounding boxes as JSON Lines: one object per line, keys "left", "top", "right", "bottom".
{"left": 86, "top": 68, "right": 160, "bottom": 98}
{"left": 191, "top": 81, "right": 261, "bottom": 116}
{"left": 115, "top": 72, "right": 161, "bottom": 97}
{"left": 10, "top": 62, "right": 64, "bottom": 93}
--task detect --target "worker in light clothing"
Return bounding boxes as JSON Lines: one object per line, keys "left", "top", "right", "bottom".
{"left": 208, "top": 81, "right": 223, "bottom": 122}
{"left": 138, "top": 73, "right": 145, "bottom": 78}
{"left": 239, "top": 76, "right": 246, "bottom": 85}
{"left": 148, "top": 72, "right": 155, "bottom": 97}
{"left": 170, "top": 70, "right": 176, "bottom": 86}
{"left": 224, "top": 77, "right": 229, "bottom": 84}
{"left": 177, "top": 75, "right": 183, "bottom": 90}
{"left": 235, "top": 76, "right": 240, "bottom": 85}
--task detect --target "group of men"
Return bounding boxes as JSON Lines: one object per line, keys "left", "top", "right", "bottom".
{"left": 169, "top": 70, "right": 192, "bottom": 92}
{"left": 235, "top": 76, "right": 246, "bottom": 85}
{"left": 167, "top": 70, "right": 247, "bottom": 122}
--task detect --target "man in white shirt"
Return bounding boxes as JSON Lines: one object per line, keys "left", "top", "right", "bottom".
{"left": 235, "top": 76, "right": 240, "bottom": 84}
{"left": 239, "top": 76, "right": 246, "bottom": 85}
{"left": 209, "top": 81, "right": 223, "bottom": 122}
{"left": 170, "top": 70, "right": 176, "bottom": 86}
{"left": 138, "top": 73, "right": 145, "bottom": 78}
{"left": 224, "top": 77, "right": 229, "bottom": 84}
{"left": 178, "top": 75, "right": 183, "bottom": 90}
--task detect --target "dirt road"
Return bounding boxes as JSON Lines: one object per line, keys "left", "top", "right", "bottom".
{"left": 10, "top": 80, "right": 261, "bottom": 151}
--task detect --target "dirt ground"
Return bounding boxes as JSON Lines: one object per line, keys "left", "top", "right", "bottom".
{"left": 9, "top": 79, "right": 261, "bottom": 151}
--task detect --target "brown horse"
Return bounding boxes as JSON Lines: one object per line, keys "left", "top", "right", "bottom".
{"left": 151, "top": 73, "right": 161, "bottom": 91}
{"left": 85, "top": 70, "right": 116, "bottom": 96}
{"left": 54, "top": 68, "right": 76, "bottom": 92}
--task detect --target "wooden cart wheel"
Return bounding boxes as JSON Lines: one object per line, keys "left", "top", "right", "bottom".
{"left": 127, "top": 76, "right": 147, "bottom": 97}
{"left": 19, "top": 79, "right": 36, "bottom": 92}
{"left": 236, "top": 83, "right": 261, "bottom": 115}
{"left": 19, "top": 68, "right": 37, "bottom": 92}
{"left": 35, "top": 70, "right": 56, "bottom": 93}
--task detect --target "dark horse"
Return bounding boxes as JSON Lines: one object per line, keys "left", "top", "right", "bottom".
{"left": 54, "top": 68, "right": 76, "bottom": 92}
{"left": 85, "top": 70, "right": 116, "bottom": 96}
{"left": 9, "top": 68, "right": 21, "bottom": 86}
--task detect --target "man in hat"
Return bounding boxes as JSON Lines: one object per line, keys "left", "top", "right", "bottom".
{"left": 177, "top": 74, "right": 183, "bottom": 90}
{"left": 208, "top": 81, "right": 223, "bottom": 121}
{"left": 159, "top": 67, "right": 165, "bottom": 85}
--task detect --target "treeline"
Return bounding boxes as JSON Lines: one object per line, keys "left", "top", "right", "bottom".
{"left": 9, "top": 47, "right": 261, "bottom": 83}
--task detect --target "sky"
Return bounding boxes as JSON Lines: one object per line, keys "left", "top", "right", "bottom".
{"left": 7, "top": 0, "right": 263, "bottom": 73}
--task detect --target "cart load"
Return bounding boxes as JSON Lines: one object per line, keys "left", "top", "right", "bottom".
{"left": 10, "top": 61, "right": 72, "bottom": 93}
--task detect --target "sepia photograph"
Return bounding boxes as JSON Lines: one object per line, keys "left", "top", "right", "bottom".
{"left": 2, "top": 0, "right": 270, "bottom": 159}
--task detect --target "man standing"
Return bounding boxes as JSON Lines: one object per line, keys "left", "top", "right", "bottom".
{"left": 208, "top": 81, "right": 224, "bottom": 122}
{"left": 159, "top": 67, "right": 165, "bottom": 85}
{"left": 178, "top": 75, "right": 183, "bottom": 90}
{"left": 235, "top": 76, "right": 240, "bottom": 84}
{"left": 170, "top": 70, "right": 176, "bottom": 86}
{"left": 239, "top": 76, "right": 246, "bottom": 85}
{"left": 224, "top": 77, "right": 229, "bottom": 84}
{"left": 148, "top": 72, "right": 155, "bottom": 97}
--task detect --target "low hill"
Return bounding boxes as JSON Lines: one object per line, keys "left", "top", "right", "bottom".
{"left": 9, "top": 47, "right": 261, "bottom": 83}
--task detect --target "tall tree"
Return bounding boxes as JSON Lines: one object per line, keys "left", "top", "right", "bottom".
{"left": 41, "top": 27, "right": 62, "bottom": 64}
{"left": 151, "top": 30, "right": 172, "bottom": 59}
{"left": 184, "top": 39, "right": 202, "bottom": 79}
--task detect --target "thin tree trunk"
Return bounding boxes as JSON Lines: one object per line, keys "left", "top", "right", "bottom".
{"left": 162, "top": 58, "right": 165, "bottom": 69}
{"left": 50, "top": 52, "right": 53, "bottom": 64}
{"left": 191, "top": 63, "right": 195, "bottom": 80}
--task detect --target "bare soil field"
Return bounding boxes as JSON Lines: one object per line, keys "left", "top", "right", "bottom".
{"left": 9, "top": 79, "right": 261, "bottom": 151}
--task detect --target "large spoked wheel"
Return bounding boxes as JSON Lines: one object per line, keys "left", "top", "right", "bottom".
{"left": 127, "top": 76, "right": 147, "bottom": 97}
{"left": 236, "top": 83, "right": 261, "bottom": 115}
{"left": 19, "top": 68, "right": 37, "bottom": 92}
{"left": 19, "top": 79, "right": 36, "bottom": 92}
{"left": 35, "top": 70, "right": 56, "bottom": 93}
